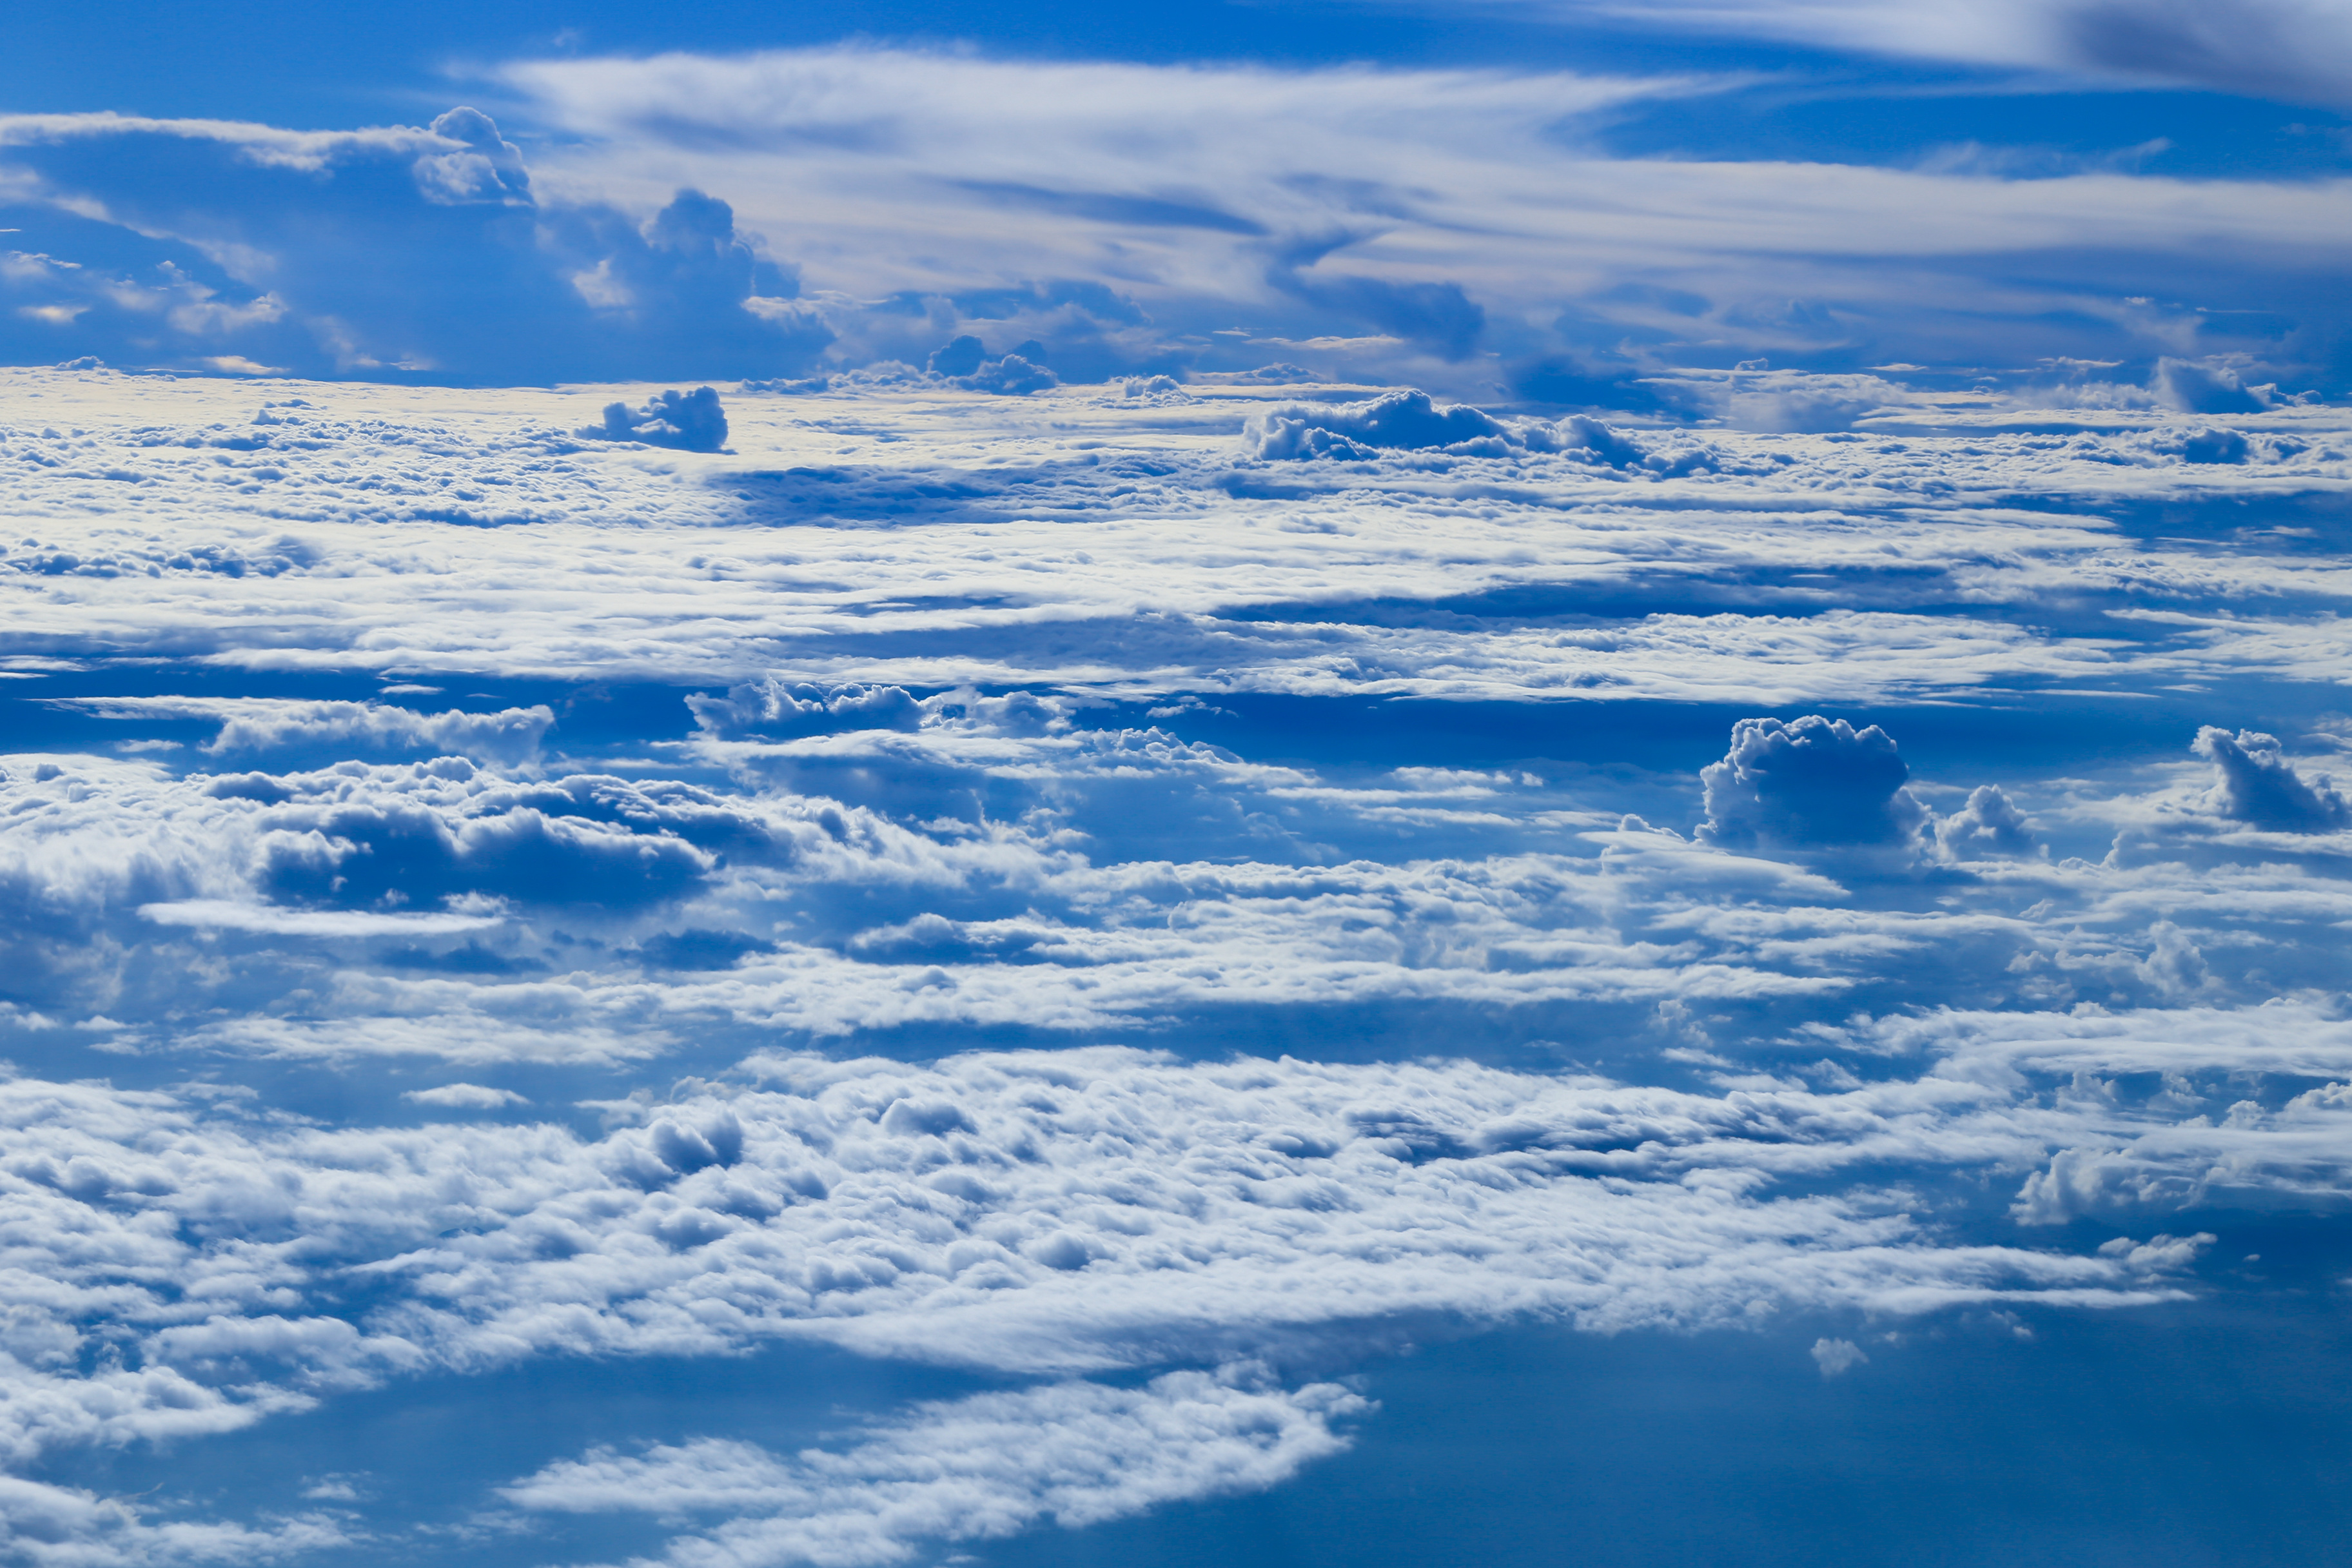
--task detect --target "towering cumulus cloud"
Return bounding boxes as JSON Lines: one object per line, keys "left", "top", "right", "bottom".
{"left": 2193, "top": 727, "right": 2352, "bottom": 832}
{"left": 1696, "top": 716, "right": 1929, "bottom": 850}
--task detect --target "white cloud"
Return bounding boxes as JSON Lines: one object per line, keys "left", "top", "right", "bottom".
{"left": 497, "top": 1367, "right": 1366, "bottom": 1567}
{"left": 0, "top": 1473, "right": 348, "bottom": 1568}
{"left": 1810, "top": 1336, "right": 1867, "bottom": 1376}
{"left": 1697, "top": 716, "right": 1929, "bottom": 852}
{"left": 0, "top": 1034, "right": 2284, "bottom": 1478}
{"left": 478, "top": 46, "right": 2352, "bottom": 382}
{"left": 55, "top": 697, "right": 555, "bottom": 762}
{"left": 139, "top": 901, "right": 504, "bottom": 936}
{"left": 402, "top": 1083, "right": 529, "bottom": 1109}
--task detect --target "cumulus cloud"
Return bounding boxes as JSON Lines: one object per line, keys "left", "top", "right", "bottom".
{"left": 402, "top": 1083, "right": 529, "bottom": 1110}
{"left": 1246, "top": 389, "right": 1643, "bottom": 464}
{"left": 0, "top": 115, "right": 826, "bottom": 381}
{"left": 689, "top": 681, "right": 925, "bottom": 741}
{"left": 580, "top": 386, "right": 730, "bottom": 453}
{"left": 1697, "top": 716, "right": 1929, "bottom": 852}
{"left": 1810, "top": 1337, "right": 1867, "bottom": 1377}
{"left": 478, "top": 45, "right": 2352, "bottom": 390}
{"left": 1936, "top": 785, "right": 2041, "bottom": 861}
{"left": 498, "top": 1368, "right": 1366, "bottom": 1566}
{"left": 0, "top": 1474, "right": 348, "bottom": 1568}
{"left": 2191, "top": 727, "right": 2351, "bottom": 832}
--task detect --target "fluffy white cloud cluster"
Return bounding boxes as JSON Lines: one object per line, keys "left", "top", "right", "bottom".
{"left": 9, "top": 685, "right": 2352, "bottom": 1065}
{"left": 1246, "top": 390, "right": 1644, "bottom": 464}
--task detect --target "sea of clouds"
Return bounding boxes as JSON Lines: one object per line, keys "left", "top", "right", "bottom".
{"left": 2, "top": 366, "right": 2350, "bottom": 1562}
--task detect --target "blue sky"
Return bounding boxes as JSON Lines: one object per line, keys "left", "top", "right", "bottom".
{"left": 5, "top": 6, "right": 2352, "bottom": 1567}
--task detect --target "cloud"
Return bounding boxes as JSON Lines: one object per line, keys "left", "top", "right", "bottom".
{"left": 0, "top": 1035, "right": 2251, "bottom": 1471}
{"left": 402, "top": 1083, "right": 529, "bottom": 1110}
{"left": 1497, "top": 0, "right": 2352, "bottom": 109}
{"left": 580, "top": 386, "right": 731, "bottom": 453}
{"left": 2191, "top": 727, "right": 2351, "bottom": 832}
{"left": 0, "top": 1473, "right": 348, "bottom": 1568}
{"left": 496, "top": 1367, "right": 1367, "bottom": 1567}
{"left": 55, "top": 698, "right": 554, "bottom": 762}
{"left": 1697, "top": 716, "right": 1930, "bottom": 851}
{"left": 689, "top": 681, "right": 925, "bottom": 741}
{"left": 138, "top": 900, "right": 504, "bottom": 936}
{"left": 1810, "top": 1337, "right": 1867, "bottom": 1377}
{"left": 1245, "top": 389, "right": 1643, "bottom": 464}
{"left": 1936, "top": 785, "right": 2041, "bottom": 861}
{"left": 0, "top": 113, "right": 827, "bottom": 380}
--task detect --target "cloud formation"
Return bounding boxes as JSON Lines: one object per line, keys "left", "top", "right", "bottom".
{"left": 580, "top": 387, "right": 731, "bottom": 453}
{"left": 1697, "top": 716, "right": 1928, "bottom": 851}
{"left": 498, "top": 1367, "right": 1366, "bottom": 1567}
{"left": 2192, "top": 726, "right": 2351, "bottom": 832}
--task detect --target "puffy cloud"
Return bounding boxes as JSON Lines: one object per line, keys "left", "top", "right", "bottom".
{"left": 1246, "top": 389, "right": 1643, "bottom": 464}
{"left": 1810, "top": 1337, "right": 1867, "bottom": 1377}
{"left": 0, "top": 1041, "right": 2240, "bottom": 1477}
{"left": 2154, "top": 357, "right": 2275, "bottom": 415}
{"left": 1936, "top": 785, "right": 2041, "bottom": 861}
{"left": 0, "top": 1474, "right": 347, "bottom": 1568}
{"left": 580, "top": 387, "right": 730, "bottom": 453}
{"left": 403, "top": 1083, "right": 529, "bottom": 1110}
{"left": 496, "top": 1367, "right": 1366, "bottom": 1566}
{"left": 688, "top": 682, "right": 926, "bottom": 741}
{"left": 2191, "top": 727, "right": 2351, "bottom": 832}
{"left": 1697, "top": 716, "right": 1929, "bottom": 852}
{"left": 958, "top": 353, "right": 1057, "bottom": 396}
{"left": 0, "top": 114, "right": 826, "bottom": 381}
{"left": 8, "top": 371, "right": 2352, "bottom": 712}
{"left": 489, "top": 46, "right": 2352, "bottom": 390}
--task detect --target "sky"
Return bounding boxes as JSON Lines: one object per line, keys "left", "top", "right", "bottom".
{"left": 5, "top": 5, "right": 2352, "bottom": 1567}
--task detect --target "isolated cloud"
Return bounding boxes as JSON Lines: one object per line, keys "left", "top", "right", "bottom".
{"left": 1810, "top": 1337, "right": 1867, "bottom": 1377}
{"left": 499, "top": 1367, "right": 1366, "bottom": 1567}
{"left": 1697, "top": 716, "right": 1930, "bottom": 850}
{"left": 403, "top": 1083, "right": 529, "bottom": 1110}
{"left": 581, "top": 386, "right": 731, "bottom": 453}
{"left": 1936, "top": 785, "right": 2041, "bottom": 860}
{"left": 2191, "top": 727, "right": 2351, "bottom": 831}
{"left": 688, "top": 681, "right": 925, "bottom": 740}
